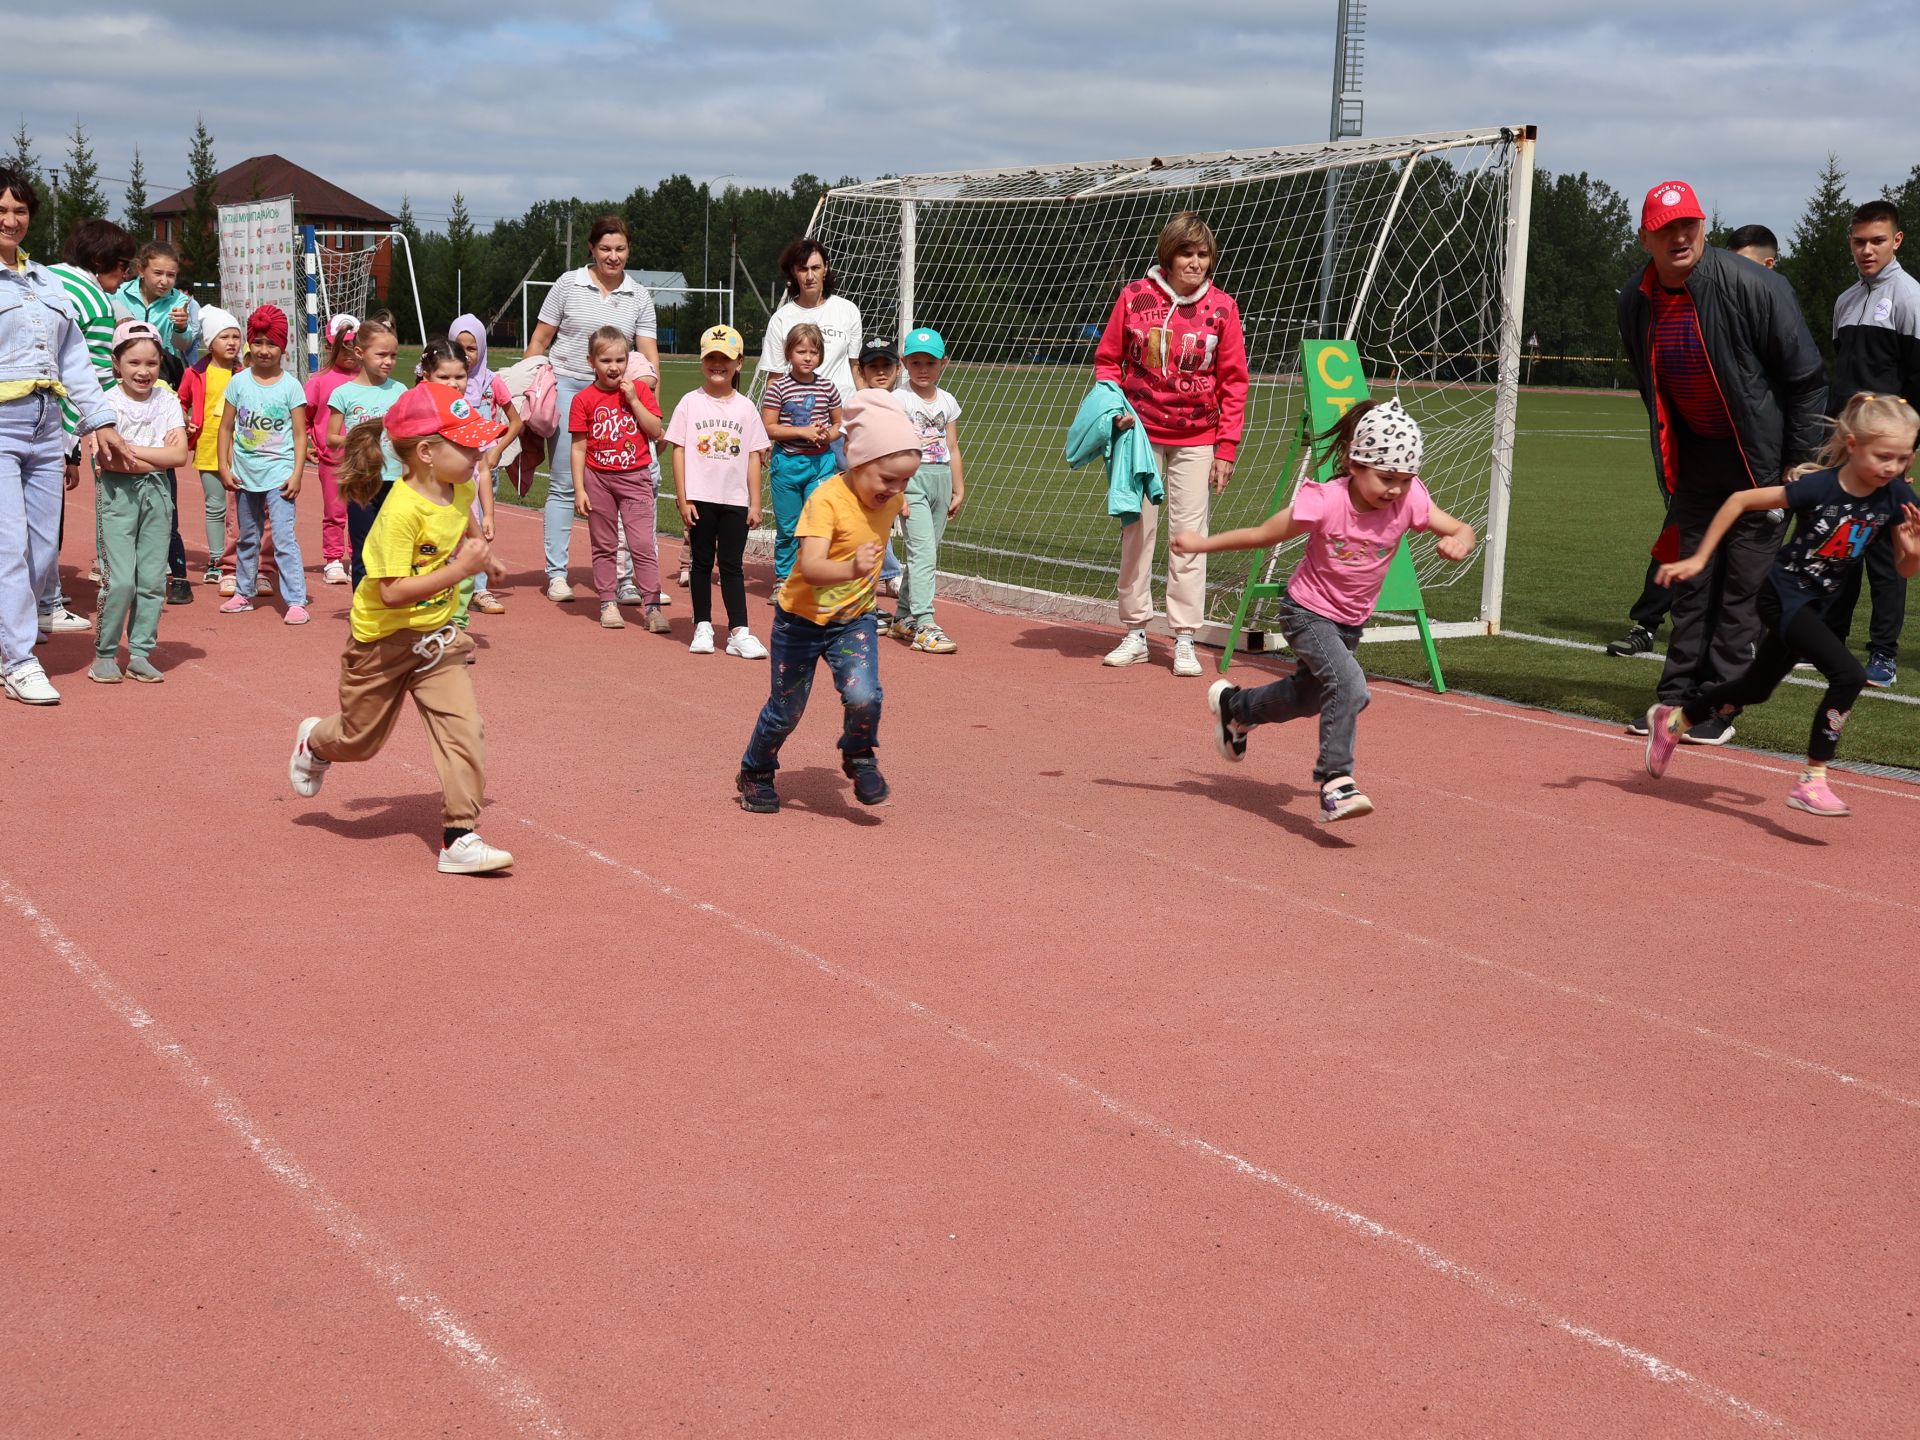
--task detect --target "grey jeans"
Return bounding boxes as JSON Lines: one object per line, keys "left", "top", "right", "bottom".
{"left": 1227, "top": 596, "right": 1370, "bottom": 783}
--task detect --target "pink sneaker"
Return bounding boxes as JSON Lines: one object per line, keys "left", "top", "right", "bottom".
{"left": 1642, "top": 704, "right": 1680, "bottom": 777}
{"left": 284, "top": 605, "right": 310, "bottom": 626}
{"left": 1786, "top": 777, "right": 1849, "bottom": 817}
{"left": 218, "top": 595, "right": 255, "bottom": 614}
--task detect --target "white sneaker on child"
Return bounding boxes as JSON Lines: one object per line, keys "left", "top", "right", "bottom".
{"left": 323, "top": 561, "right": 349, "bottom": 585}
{"left": 437, "top": 833, "right": 514, "bottom": 875}
{"left": 3, "top": 660, "right": 60, "bottom": 704}
{"left": 289, "top": 717, "right": 331, "bottom": 797}
{"left": 689, "top": 620, "right": 715, "bottom": 654}
{"left": 726, "top": 627, "right": 768, "bottom": 659}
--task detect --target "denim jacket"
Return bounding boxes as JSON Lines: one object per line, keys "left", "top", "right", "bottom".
{"left": 0, "top": 259, "right": 116, "bottom": 433}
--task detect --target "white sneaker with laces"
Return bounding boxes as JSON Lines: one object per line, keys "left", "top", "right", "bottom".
{"left": 546, "top": 576, "right": 573, "bottom": 602}
{"left": 44, "top": 606, "right": 91, "bottom": 633}
{"left": 323, "top": 561, "right": 349, "bottom": 585}
{"left": 689, "top": 620, "right": 716, "bottom": 654}
{"left": 437, "top": 833, "right": 514, "bottom": 875}
{"left": 1102, "top": 630, "right": 1151, "bottom": 667}
{"left": 1172, "top": 634, "right": 1202, "bottom": 677}
{"left": 289, "top": 716, "right": 331, "bottom": 797}
{"left": 3, "top": 660, "right": 60, "bottom": 704}
{"left": 726, "top": 627, "right": 768, "bottom": 659}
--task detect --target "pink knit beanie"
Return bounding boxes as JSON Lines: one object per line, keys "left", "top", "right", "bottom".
{"left": 841, "top": 390, "right": 923, "bottom": 469}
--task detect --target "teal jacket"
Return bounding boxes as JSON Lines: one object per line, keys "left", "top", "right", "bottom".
{"left": 1065, "top": 380, "right": 1162, "bottom": 526}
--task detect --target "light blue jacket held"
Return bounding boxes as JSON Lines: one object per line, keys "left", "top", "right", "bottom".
{"left": 0, "top": 260, "right": 116, "bottom": 432}
{"left": 1065, "top": 379, "right": 1163, "bottom": 526}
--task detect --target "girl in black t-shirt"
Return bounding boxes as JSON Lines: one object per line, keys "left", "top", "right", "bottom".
{"left": 1641, "top": 393, "right": 1920, "bottom": 816}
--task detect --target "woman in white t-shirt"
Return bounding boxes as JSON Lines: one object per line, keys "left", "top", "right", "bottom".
{"left": 752, "top": 239, "right": 863, "bottom": 402}
{"left": 524, "top": 215, "right": 661, "bottom": 601}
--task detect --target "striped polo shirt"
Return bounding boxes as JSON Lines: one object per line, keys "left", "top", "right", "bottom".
{"left": 1650, "top": 284, "right": 1732, "bottom": 439}
{"left": 534, "top": 267, "right": 660, "bottom": 382}
{"left": 48, "top": 263, "right": 120, "bottom": 433}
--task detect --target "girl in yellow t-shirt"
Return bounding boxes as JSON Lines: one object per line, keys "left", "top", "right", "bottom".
{"left": 287, "top": 384, "right": 516, "bottom": 875}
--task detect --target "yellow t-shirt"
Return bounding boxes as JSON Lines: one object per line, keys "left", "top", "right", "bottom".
{"left": 193, "top": 364, "right": 234, "bottom": 471}
{"left": 775, "top": 474, "right": 904, "bottom": 626}
{"left": 350, "top": 478, "right": 475, "bottom": 642}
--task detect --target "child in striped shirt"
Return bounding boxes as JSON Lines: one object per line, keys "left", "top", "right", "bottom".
{"left": 761, "top": 323, "right": 843, "bottom": 584}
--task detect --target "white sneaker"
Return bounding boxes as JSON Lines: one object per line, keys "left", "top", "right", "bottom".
{"left": 616, "top": 580, "right": 644, "bottom": 606}
{"left": 323, "top": 561, "right": 349, "bottom": 585}
{"left": 289, "top": 716, "right": 331, "bottom": 797}
{"left": 437, "top": 833, "right": 514, "bottom": 875}
{"left": 546, "top": 576, "right": 573, "bottom": 602}
{"left": 1172, "top": 634, "right": 1203, "bottom": 677}
{"left": 689, "top": 620, "right": 715, "bottom": 654}
{"left": 726, "top": 627, "right": 768, "bottom": 659}
{"left": 44, "top": 606, "right": 91, "bottom": 633}
{"left": 3, "top": 660, "right": 60, "bottom": 704}
{"left": 1102, "top": 630, "right": 1151, "bottom": 667}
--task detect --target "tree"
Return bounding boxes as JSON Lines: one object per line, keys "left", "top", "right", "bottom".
{"left": 1781, "top": 154, "right": 1854, "bottom": 365}
{"left": 123, "top": 146, "right": 151, "bottom": 243}
{"left": 445, "top": 191, "right": 474, "bottom": 315}
{"left": 180, "top": 116, "right": 220, "bottom": 285}
{"left": 53, "top": 119, "right": 108, "bottom": 249}
{"left": 1883, "top": 164, "right": 1920, "bottom": 233}
{"left": 5, "top": 119, "right": 56, "bottom": 259}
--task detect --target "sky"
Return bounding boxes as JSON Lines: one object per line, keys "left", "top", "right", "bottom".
{"left": 6, "top": 0, "right": 1915, "bottom": 238}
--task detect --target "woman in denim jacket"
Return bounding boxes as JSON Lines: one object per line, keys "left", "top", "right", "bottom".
{"left": 0, "top": 166, "right": 130, "bottom": 704}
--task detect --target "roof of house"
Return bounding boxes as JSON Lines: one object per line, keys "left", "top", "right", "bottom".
{"left": 148, "top": 155, "right": 396, "bottom": 225}
{"left": 630, "top": 269, "right": 692, "bottom": 307}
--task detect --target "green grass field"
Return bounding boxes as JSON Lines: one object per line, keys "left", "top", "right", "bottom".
{"left": 430, "top": 348, "right": 1918, "bottom": 770}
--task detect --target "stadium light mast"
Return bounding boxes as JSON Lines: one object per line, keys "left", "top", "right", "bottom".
{"left": 1319, "top": 0, "right": 1365, "bottom": 334}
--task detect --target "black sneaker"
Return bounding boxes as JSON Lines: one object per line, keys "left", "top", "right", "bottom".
{"left": 1624, "top": 714, "right": 1651, "bottom": 736}
{"left": 1681, "top": 712, "right": 1735, "bottom": 746}
{"left": 166, "top": 577, "right": 194, "bottom": 605}
{"left": 736, "top": 767, "right": 780, "bottom": 813}
{"left": 1605, "top": 625, "right": 1656, "bottom": 657}
{"left": 1206, "top": 679, "right": 1247, "bottom": 762}
{"left": 842, "top": 750, "right": 890, "bottom": 805}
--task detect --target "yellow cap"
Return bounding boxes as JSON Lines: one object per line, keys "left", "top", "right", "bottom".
{"left": 699, "top": 325, "right": 744, "bottom": 360}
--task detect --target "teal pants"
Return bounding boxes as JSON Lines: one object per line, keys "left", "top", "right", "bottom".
{"left": 95, "top": 472, "right": 171, "bottom": 660}
{"left": 899, "top": 462, "right": 952, "bottom": 627}
{"left": 771, "top": 449, "right": 841, "bottom": 582}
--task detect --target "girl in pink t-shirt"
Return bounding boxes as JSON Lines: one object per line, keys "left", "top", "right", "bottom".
{"left": 1171, "top": 400, "right": 1475, "bottom": 823}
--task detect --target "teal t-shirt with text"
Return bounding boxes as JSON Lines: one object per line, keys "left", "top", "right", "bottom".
{"left": 223, "top": 370, "right": 306, "bottom": 492}
{"left": 331, "top": 379, "right": 408, "bottom": 482}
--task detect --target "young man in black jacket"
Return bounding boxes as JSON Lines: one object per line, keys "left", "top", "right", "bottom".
{"left": 1616, "top": 182, "right": 1827, "bottom": 741}
{"left": 1822, "top": 200, "right": 1919, "bottom": 687}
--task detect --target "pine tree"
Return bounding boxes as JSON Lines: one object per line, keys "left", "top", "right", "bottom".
{"left": 123, "top": 146, "right": 151, "bottom": 243}
{"left": 180, "top": 116, "right": 220, "bottom": 285}
{"left": 397, "top": 195, "right": 419, "bottom": 243}
{"left": 5, "top": 119, "right": 55, "bottom": 259}
{"left": 1883, "top": 164, "right": 1920, "bottom": 232}
{"left": 445, "top": 192, "right": 474, "bottom": 317}
{"left": 1781, "top": 154, "right": 1855, "bottom": 365}
{"left": 53, "top": 120, "right": 108, "bottom": 250}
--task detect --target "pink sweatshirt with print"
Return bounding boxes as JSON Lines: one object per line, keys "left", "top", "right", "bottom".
{"left": 1093, "top": 266, "right": 1249, "bottom": 461}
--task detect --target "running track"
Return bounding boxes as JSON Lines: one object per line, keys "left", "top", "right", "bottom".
{"left": 3, "top": 478, "right": 1915, "bottom": 1437}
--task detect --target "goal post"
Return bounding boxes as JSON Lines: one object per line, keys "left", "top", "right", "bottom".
{"left": 811, "top": 125, "right": 1538, "bottom": 644}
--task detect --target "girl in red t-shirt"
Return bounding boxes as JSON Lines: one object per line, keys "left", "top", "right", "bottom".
{"left": 569, "top": 326, "right": 667, "bottom": 632}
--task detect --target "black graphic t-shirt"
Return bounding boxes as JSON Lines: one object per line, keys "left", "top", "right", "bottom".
{"left": 1771, "top": 467, "right": 1919, "bottom": 623}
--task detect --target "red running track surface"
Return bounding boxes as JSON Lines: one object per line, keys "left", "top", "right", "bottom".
{"left": 3, "top": 475, "right": 1916, "bottom": 1437}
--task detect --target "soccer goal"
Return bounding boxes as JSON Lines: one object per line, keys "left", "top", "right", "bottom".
{"left": 301, "top": 227, "right": 428, "bottom": 375}
{"left": 812, "top": 125, "right": 1537, "bottom": 641}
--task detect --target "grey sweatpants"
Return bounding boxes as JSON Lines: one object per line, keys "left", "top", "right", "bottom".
{"left": 1227, "top": 595, "right": 1370, "bottom": 783}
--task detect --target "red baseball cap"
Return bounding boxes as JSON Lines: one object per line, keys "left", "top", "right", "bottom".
{"left": 383, "top": 384, "right": 506, "bottom": 447}
{"left": 1641, "top": 180, "right": 1706, "bottom": 232}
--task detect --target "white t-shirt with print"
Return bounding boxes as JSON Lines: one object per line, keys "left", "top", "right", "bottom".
{"left": 895, "top": 385, "right": 962, "bottom": 465}
{"left": 105, "top": 384, "right": 186, "bottom": 455}
{"left": 754, "top": 294, "right": 864, "bottom": 398}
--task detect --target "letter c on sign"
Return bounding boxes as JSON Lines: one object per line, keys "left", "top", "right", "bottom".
{"left": 1316, "top": 348, "right": 1356, "bottom": 390}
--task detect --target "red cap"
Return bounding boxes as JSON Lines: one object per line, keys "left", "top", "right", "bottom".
{"left": 1641, "top": 180, "right": 1706, "bottom": 232}
{"left": 383, "top": 384, "right": 507, "bottom": 448}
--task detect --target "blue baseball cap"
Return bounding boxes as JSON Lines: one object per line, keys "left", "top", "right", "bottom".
{"left": 902, "top": 327, "right": 945, "bottom": 359}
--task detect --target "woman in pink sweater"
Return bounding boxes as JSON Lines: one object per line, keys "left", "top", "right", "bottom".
{"left": 1093, "top": 211, "right": 1249, "bottom": 676}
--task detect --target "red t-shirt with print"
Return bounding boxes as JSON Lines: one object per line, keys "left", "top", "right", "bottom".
{"left": 569, "top": 382, "right": 660, "bottom": 473}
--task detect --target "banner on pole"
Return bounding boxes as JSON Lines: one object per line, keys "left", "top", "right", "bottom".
{"left": 218, "top": 195, "right": 303, "bottom": 378}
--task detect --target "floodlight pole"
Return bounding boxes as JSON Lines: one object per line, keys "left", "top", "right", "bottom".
{"left": 1318, "top": 0, "right": 1365, "bottom": 334}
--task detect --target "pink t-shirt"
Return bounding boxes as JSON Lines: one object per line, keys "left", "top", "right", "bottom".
{"left": 664, "top": 388, "right": 770, "bottom": 507}
{"left": 1284, "top": 475, "right": 1432, "bottom": 626}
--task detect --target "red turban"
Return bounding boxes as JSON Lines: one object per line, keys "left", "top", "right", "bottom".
{"left": 247, "top": 305, "right": 289, "bottom": 349}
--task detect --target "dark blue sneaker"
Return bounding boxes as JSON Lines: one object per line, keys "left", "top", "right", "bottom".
{"left": 842, "top": 750, "right": 890, "bottom": 805}
{"left": 736, "top": 768, "right": 779, "bottom": 813}
{"left": 1865, "top": 652, "right": 1897, "bottom": 689}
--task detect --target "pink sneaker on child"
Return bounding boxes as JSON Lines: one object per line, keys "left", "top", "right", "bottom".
{"left": 1785, "top": 776, "right": 1849, "bottom": 817}
{"left": 219, "top": 595, "right": 255, "bottom": 614}
{"left": 1643, "top": 704, "right": 1680, "bottom": 778}
{"left": 284, "top": 605, "right": 310, "bottom": 626}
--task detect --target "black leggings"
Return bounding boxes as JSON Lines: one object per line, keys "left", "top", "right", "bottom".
{"left": 687, "top": 502, "right": 749, "bottom": 629}
{"left": 1682, "top": 591, "right": 1868, "bottom": 763}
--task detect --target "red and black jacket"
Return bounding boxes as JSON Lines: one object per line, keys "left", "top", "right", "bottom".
{"left": 1617, "top": 246, "right": 1827, "bottom": 500}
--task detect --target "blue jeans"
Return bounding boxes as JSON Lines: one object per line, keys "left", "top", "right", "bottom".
{"left": 0, "top": 391, "right": 64, "bottom": 669}
{"left": 770, "top": 449, "right": 839, "bottom": 582}
{"left": 741, "top": 609, "right": 882, "bottom": 773}
{"left": 234, "top": 487, "right": 309, "bottom": 606}
{"left": 542, "top": 372, "right": 591, "bottom": 581}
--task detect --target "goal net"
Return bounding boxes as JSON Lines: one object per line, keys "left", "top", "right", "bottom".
{"left": 315, "top": 236, "right": 380, "bottom": 333}
{"left": 812, "top": 126, "right": 1536, "bottom": 637}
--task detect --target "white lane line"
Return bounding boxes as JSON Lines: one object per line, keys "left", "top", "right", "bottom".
{"left": 508, "top": 811, "right": 1802, "bottom": 1436}
{"left": 0, "top": 878, "right": 576, "bottom": 1440}
{"left": 992, "top": 800, "right": 1920, "bottom": 1117}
